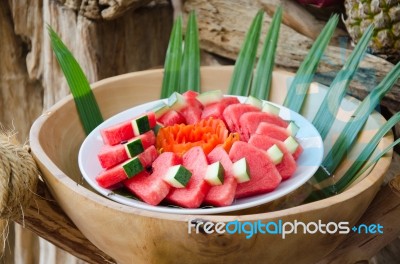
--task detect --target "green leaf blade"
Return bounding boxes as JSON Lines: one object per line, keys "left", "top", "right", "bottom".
{"left": 250, "top": 6, "right": 282, "bottom": 100}
{"left": 228, "top": 10, "right": 264, "bottom": 96}
{"left": 48, "top": 26, "right": 103, "bottom": 135}
{"left": 283, "top": 15, "right": 339, "bottom": 112}
{"left": 161, "top": 16, "right": 183, "bottom": 98}
{"left": 180, "top": 11, "right": 200, "bottom": 93}
{"left": 312, "top": 25, "right": 374, "bottom": 139}
{"left": 314, "top": 61, "right": 400, "bottom": 183}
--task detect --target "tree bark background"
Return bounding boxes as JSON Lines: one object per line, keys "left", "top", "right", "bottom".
{"left": 0, "top": 0, "right": 399, "bottom": 263}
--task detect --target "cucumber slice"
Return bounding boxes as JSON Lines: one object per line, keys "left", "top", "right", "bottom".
{"left": 262, "top": 102, "right": 280, "bottom": 115}
{"left": 204, "top": 161, "right": 225, "bottom": 186}
{"left": 164, "top": 165, "right": 192, "bottom": 188}
{"left": 232, "top": 157, "right": 251, "bottom": 183}
{"left": 153, "top": 122, "right": 164, "bottom": 135}
{"left": 124, "top": 138, "right": 144, "bottom": 158}
{"left": 284, "top": 136, "right": 300, "bottom": 154}
{"left": 266, "top": 144, "right": 284, "bottom": 164}
{"left": 196, "top": 90, "right": 223, "bottom": 106}
{"left": 244, "top": 95, "right": 263, "bottom": 109}
{"left": 168, "top": 92, "right": 187, "bottom": 111}
{"left": 122, "top": 157, "right": 144, "bottom": 178}
{"left": 286, "top": 121, "right": 300, "bottom": 136}
{"left": 148, "top": 102, "right": 170, "bottom": 119}
{"left": 132, "top": 115, "right": 151, "bottom": 135}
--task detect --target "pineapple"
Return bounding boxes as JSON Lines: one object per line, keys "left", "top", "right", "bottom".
{"left": 344, "top": 0, "right": 400, "bottom": 63}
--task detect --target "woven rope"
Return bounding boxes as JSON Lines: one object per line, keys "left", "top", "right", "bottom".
{"left": 0, "top": 132, "right": 38, "bottom": 220}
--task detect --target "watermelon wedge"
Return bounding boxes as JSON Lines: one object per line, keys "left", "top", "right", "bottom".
{"left": 123, "top": 152, "right": 181, "bottom": 205}
{"left": 158, "top": 110, "right": 186, "bottom": 126}
{"left": 229, "top": 141, "right": 281, "bottom": 198}
{"left": 183, "top": 90, "right": 203, "bottom": 110}
{"left": 222, "top": 104, "right": 260, "bottom": 135}
{"left": 255, "top": 122, "right": 290, "bottom": 141}
{"left": 248, "top": 135, "right": 297, "bottom": 180}
{"left": 101, "top": 113, "right": 156, "bottom": 146}
{"left": 165, "top": 146, "right": 211, "bottom": 208}
{"left": 203, "top": 146, "right": 237, "bottom": 207}
{"left": 239, "top": 112, "right": 288, "bottom": 142}
{"left": 97, "top": 130, "right": 156, "bottom": 169}
{"left": 96, "top": 146, "right": 158, "bottom": 188}
{"left": 179, "top": 106, "right": 202, "bottom": 124}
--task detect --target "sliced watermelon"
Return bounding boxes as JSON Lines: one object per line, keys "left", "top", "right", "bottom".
{"left": 165, "top": 146, "right": 210, "bottom": 208}
{"left": 221, "top": 96, "right": 240, "bottom": 106}
{"left": 255, "top": 122, "right": 290, "bottom": 141}
{"left": 239, "top": 112, "right": 288, "bottom": 142}
{"left": 248, "top": 135, "right": 297, "bottom": 180}
{"left": 222, "top": 104, "right": 260, "bottom": 135}
{"left": 179, "top": 106, "right": 202, "bottom": 124}
{"left": 97, "top": 131, "right": 156, "bottom": 169}
{"left": 158, "top": 110, "right": 186, "bottom": 126}
{"left": 183, "top": 90, "right": 203, "bottom": 110}
{"left": 123, "top": 152, "right": 181, "bottom": 205}
{"left": 95, "top": 146, "right": 158, "bottom": 188}
{"left": 100, "top": 113, "right": 156, "bottom": 146}
{"left": 201, "top": 102, "right": 226, "bottom": 120}
{"left": 203, "top": 146, "right": 237, "bottom": 207}
{"left": 229, "top": 141, "right": 281, "bottom": 198}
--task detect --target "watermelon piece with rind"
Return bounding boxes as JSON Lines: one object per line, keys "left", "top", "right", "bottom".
{"left": 165, "top": 146, "right": 211, "bottom": 208}
{"left": 96, "top": 146, "right": 158, "bottom": 188}
{"left": 255, "top": 122, "right": 291, "bottom": 141}
{"left": 123, "top": 152, "right": 182, "bottom": 205}
{"left": 248, "top": 134, "right": 297, "bottom": 180}
{"left": 97, "top": 130, "right": 156, "bottom": 169}
{"left": 229, "top": 141, "right": 281, "bottom": 198}
{"left": 158, "top": 110, "right": 186, "bottom": 126}
{"left": 203, "top": 146, "right": 237, "bottom": 207}
{"left": 183, "top": 90, "right": 203, "bottom": 110}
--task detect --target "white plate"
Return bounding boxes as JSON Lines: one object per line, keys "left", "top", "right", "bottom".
{"left": 78, "top": 96, "right": 323, "bottom": 215}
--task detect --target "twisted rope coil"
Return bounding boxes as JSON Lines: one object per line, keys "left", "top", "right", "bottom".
{"left": 0, "top": 132, "right": 38, "bottom": 220}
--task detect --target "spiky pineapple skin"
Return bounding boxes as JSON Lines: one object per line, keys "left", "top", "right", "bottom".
{"left": 344, "top": 0, "right": 400, "bottom": 63}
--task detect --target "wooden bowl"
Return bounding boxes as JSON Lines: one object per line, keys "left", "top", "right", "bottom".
{"left": 30, "top": 66, "right": 393, "bottom": 264}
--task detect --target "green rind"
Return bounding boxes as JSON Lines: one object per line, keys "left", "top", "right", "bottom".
{"left": 124, "top": 138, "right": 144, "bottom": 158}
{"left": 122, "top": 157, "right": 144, "bottom": 178}
{"left": 132, "top": 115, "right": 151, "bottom": 135}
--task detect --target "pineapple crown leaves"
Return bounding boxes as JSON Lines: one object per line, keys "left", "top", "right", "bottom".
{"left": 47, "top": 25, "right": 103, "bottom": 135}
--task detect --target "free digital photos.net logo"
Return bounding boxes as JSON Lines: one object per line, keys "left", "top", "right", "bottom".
{"left": 188, "top": 219, "right": 384, "bottom": 239}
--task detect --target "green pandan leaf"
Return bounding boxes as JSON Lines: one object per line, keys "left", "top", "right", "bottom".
{"left": 48, "top": 26, "right": 103, "bottom": 135}
{"left": 283, "top": 15, "right": 339, "bottom": 113}
{"left": 180, "top": 11, "right": 200, "bottom": 93}
{"left": 228, "top": 10, "right": 264, "bottom": 96}
{"left": 312, "top": 25, "right": 374, "bottom": 140}
{"left": 161, "top": 16, "right": 183, "bottom": 98}
{"left": 249, "top": 6, "right": 282, "bottom": 100}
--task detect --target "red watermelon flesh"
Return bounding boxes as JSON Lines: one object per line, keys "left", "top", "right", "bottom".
{"left": 165, "top": 146, "right": 211, "bottom": 208}
{"left": 248, "top": 135, "right": 297, "bottom": 180}
{"left": 201, "top": 102, "right": 225, "bottom": 120}
{"left": 240, "top": 112, "right": 288, "bottom": 142}
{"left": 97, "top": 130, "right": 156, "bottom": 169}
{"left": 293, "top": 144, "right": 303, "bottom": 160}
{"left": 255, "top": 122, "right": 290, "bottom": 141}
{"left": 229, "top": 141, "right": 281, "bottom": 198}
{"left": 223, "top": 104, "right": 260, "bottom": 135}
{"left": 100, "top": 113, "right": 156, "bottom": 146}
{"left": 158, "top": 110, "right": 186, "bottom": 126}
{"left": 221, "top": 96, "right": 240, "bottom": 106}
{"left": 179, "top": 106, "right": 202, "bottom": 124}
{"left": 123, "top": 152, "right": 181, "bottom": 205}
{"left": 183, "top": 90, "right": 203, "bottom": 110}
{"left": 204, "top": 146, "right": 237, "bottom": 207}
{"left": 96, "top": 146, "right": 158, "bottom": 188}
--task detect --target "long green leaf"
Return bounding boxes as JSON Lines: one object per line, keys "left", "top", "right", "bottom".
{"left": 249, "top": 6, "right": 282, "bottom": 100}
{"left": 314, "top": 62, "right": 400, "bottom": 183}
{"left": 48, "top": 26, "right": 103, "bottom": 135}
{"left": 310, "top": 112, "right": 400, "bottom": 199}
{"left": 312, "top": 25, "right": 374, "bottom": 140}
{"left": 228, "top": 10, "right": 264, "bottom": 96}
{"left": 283, "top": 15, "right": 339, "bottom": 112}
{"left": 180, "top": 11, "right": 200, "bottom": 93}
{"left": 161, "top": 16, "right": 183, "bottom": 98}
